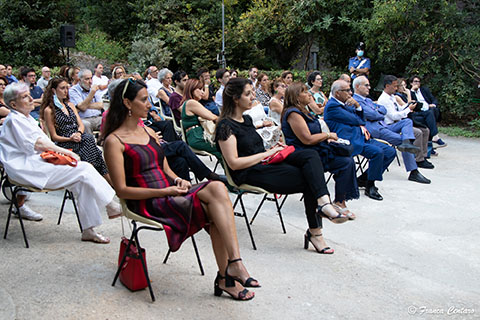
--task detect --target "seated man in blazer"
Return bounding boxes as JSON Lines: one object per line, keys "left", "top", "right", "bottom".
{"left": 409, "top": 75, "right": 446, "bottom": 147}
{"left": 324, "top": 80, "right": 396, "bottom": 201}
{"left": 353, "top": 76, "right": 432, "bottom": 184}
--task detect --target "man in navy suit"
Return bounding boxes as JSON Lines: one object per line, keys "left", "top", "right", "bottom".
{"left": 353, "top": 76, "right": 431, "bottom": 184}
{"left": 324, "top": 80, "right": 396, "bottom": 201}
{"left": 409, "top": 75, "right": 446, "bottom": 148}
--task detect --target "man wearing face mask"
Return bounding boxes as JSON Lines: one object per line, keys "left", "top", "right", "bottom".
{"left": 349, "top": 42, "right": 371, "bottom": 80}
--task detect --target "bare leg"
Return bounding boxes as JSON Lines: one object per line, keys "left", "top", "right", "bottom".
{"left": 308, "top": 227, "right": 332, "bottom": 252}
{"left": 17, "top": 195, "right": 26, "bottom": 207}
{"left": 197, "top": 181, "right": 257, "bottom": 297}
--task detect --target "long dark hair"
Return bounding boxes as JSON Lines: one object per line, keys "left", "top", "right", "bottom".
{"left": 102, "top": 78, "right": 147, "bottom": 139}
{"left": 282, "top": 82, "right": 309, "bottom": 120}
{"left": 219, "top": 77, "right": 251, "bottom": 121}
{"left": 39, "top": 77, "right": 69, "bottom": 128}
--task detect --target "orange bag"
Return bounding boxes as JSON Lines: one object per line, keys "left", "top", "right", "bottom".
{"left": 40, "top": 150, "right": 77, "bottom": 167}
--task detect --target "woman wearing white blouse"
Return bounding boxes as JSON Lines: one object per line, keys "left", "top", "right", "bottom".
{"left": 0, "top": 83, "right": 121, "bottom": 243}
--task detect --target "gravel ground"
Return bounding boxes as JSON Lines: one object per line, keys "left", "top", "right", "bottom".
{"left": 1, "top": 135, "right": 479, "bottom": 320}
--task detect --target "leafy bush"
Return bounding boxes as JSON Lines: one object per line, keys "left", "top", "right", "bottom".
{"left": 128, "top": 36, "right": 173, "bottom": 72}
{"left": 75, "top": 29, "right": 128, "bottom": 63}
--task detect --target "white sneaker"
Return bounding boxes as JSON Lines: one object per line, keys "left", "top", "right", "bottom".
{"left": 13, "top": 205, "right": 43, "bottom": 221}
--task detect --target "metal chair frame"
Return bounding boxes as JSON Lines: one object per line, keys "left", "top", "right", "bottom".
{"left": 3, "top": 177, "right": 81, "bottom": 248}
{"left": 112, "top": 199, "right": 204, "bottom": 302}
{"left": 222, "top": 160, "right": 287, "bottom": 250}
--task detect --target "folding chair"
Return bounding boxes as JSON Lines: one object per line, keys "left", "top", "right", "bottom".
{"left": 3, "top": 177, "right": 82, "bottom": 248}
{"left": 112, "top": 199, "right": 204, "bottom": 302}
{"left": 222, "top": 160, "right": 287, "bottom": 250}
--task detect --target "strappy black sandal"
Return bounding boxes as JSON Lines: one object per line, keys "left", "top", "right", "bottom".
{"left": 316, "top": 203, "right": 348, "bottom": 224}
{"left": 225, "top": 258, "right": 261, "bottom": 288}
{"left": 304, "top": 229, "right": 334, "bottom": 254}
{"left": 214, "top": 272, "right": 254, "bottom": 301}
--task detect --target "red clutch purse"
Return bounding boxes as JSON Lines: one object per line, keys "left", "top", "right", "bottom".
{"left": 262, "top": 145, "right": 295, "bottom": 165}
{"left": 40, "top": 150, "right": 77, "bottom": 167}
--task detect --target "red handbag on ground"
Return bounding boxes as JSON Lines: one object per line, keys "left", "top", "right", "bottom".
{"left": 40, "top": 150, "right": 77, "bottom": 167}
{"left": 262, "top": 145, "right": 295, "bottom": 165}
{"left": 118, "top": 236, "right": 148, "bottom": 291}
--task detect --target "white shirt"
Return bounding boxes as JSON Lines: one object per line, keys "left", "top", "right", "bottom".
{"left": 410, "top": 89, "right": 430, "bottom": 111}
{"left": 92, "top": 74, "right": 109, "bottom": 102}
{"left": 146, "top": 78, "right": 162, "bottom": 104}
{"left": 0, "top": 110, "right": 55, "bottom": 189}
{"left": 378, "top": 91, "right": 411, "bottom": 125}
{"left": 215, "top": 85, "right": 225, "bottom": 109}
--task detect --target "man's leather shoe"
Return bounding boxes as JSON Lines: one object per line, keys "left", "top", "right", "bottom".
{"left": 416, "top": 160, "right": 434, "bottom": 169}
{"left": 397, "top": 142, "right": 420, "bottom": 154}
{"left": 365, "top": 186, "right": 383, "bottom": 201}
{"left": 408, "top": 170, "right": 431, "bottom": 184}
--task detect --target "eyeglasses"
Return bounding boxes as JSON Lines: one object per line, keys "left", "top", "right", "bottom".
{"left": 122, "top": 78, "right": 137, "bottom": 100}
{"left": 339, "top": 88, "right": 352, "bottom": 92}
{"left": 412, "top": 80, "right": 420, "bottom": 83}
{"left": 364, "top": 84, "right": 371, "bottom": 87}
{"left": 0, "top": 83, "right": 6, "bottom": 87}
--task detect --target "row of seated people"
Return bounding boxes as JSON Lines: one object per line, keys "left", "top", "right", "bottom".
{"left": 0, "top": 69, "right": 445, "bottom": 301}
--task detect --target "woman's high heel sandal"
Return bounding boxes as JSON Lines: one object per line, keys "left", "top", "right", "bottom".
{"left": 317, "top": 203, "right": 348, "bottom": 224}
{"left": 304, "top": 229, "right": 334, "bottom": 254}
{"left": 225, "top": 258, "right": 261, "bottom": 288}
{"left": 214, "top": 272, "right": 255, "bottom": 301}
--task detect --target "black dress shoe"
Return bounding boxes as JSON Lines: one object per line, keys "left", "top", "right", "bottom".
{"left": 365, "top": 186, "right": 383, "bottom": 201}
{"left": 397, "top": 141, "right": 420, "bottom": 154}
{"left": 408, "top": 170, "right": 431, "bottom": 184}
{"left": 416, "top": 160, "right": 434, "bottom": 169}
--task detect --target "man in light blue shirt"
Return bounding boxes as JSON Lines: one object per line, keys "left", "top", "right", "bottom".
{"left": 69, "top": 69, "right": 103, "bottom": 134}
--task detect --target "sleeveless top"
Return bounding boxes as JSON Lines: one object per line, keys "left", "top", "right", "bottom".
{"left": 282, "top": 108, "right": 333, "bottom": 166}
{"left": 54, "top": 104, "right": 108, "bottom": 175}
{"left": 114, "top": 131, "right": 209, "bottom": 252}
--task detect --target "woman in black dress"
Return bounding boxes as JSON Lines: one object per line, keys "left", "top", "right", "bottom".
{"left": 216, "top": 78, "right": 351, "bottom": 254}
{"left": 40, "top": 77, "right": 111, "bottom": 184}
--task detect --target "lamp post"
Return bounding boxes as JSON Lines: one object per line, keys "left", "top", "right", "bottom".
{"left": 217, "top": 0, "right": 226, "bottom": 68}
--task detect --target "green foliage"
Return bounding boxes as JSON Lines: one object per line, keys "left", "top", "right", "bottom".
{"left": 128, "top": 36, "right": 172, "bottom": 72}
{"left": 0, "top": 0, "right": 78, "bottom": 66}
{"left": 75, "top": 29, "right": 128, "bottom": 63}
{"left": 438, "top": 126, "right": 480, "bottom": 138}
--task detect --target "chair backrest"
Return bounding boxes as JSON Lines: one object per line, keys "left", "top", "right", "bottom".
{"left": 119, "top": 199, "right": 164, "bottom": 229}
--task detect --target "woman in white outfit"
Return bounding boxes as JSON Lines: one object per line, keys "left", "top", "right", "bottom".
{"left": 0, "top": 82, "right": 121, "bottom": 243}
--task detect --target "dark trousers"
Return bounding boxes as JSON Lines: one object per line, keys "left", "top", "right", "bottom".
{"left": 243, "top": 149, "right": 329, "bottom": 229}
{"left": 148, "top": 120, "right": 179, "bottom": 142}
{"left": 360, "top": 139, "right": 396, "bottom": 181}
{"left": 410, "top": 108, "right": 438, "bottom": 139}
{"left": 162, "top": 141, "right": 212, "bottom": 181}
{"left": 324, "top": 155, "right": 359, "bottom": 203}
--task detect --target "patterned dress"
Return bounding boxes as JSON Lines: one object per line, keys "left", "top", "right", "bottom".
{"left": 54, "top": 105, "right": 108, "bottom": 175}
{"left": 116, "top": 133, "right": 210, "bottom": 252}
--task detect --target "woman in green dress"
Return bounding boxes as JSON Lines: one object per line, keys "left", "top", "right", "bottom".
{"left": 181, "top": 79, "right": 222, "bottom": 160}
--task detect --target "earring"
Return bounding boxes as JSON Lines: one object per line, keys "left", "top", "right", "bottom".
{"left": 128, "top": 109, "right": 132, "bottom": 117}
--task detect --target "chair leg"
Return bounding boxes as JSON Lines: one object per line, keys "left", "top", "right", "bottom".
{"left": 133, "top": 227, "right": 155, "bottom": 302}
{"left": 249, "top": 194, "right": 268, "bottom": 225}
{"left": 162, "top": 249, "right": 172, "bottom": 264}
{"left": 238, "top": 195, "right": 257, "bottom": 250}
{"left": 57, "top": 190, "right": 69, "bottom": 225}
{"left": 112, "top": 231, "right": 136, "bottom": 287}
{"left": 4, "top": 186, "right": 29, "bottom": 248}
{"left": 191, "top": 235, "right": 204, "bottom": 276}
{"left": 69, "top": 191, "right": 83, "bottom": 232}
{"left": 274, "top": 197, "right": 286, "bottom": 234}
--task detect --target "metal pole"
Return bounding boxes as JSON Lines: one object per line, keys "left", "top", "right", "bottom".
{"left": 221, "top": 0, "right": 226, "bottom": 68}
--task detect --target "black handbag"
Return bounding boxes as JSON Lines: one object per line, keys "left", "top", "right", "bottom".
{"left": 328, "top": 140, "right": 354, "bottom": 157}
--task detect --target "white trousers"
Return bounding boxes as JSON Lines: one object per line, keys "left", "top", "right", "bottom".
{"left": 43, "top": 162, "right": 115, "bottom": 230}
